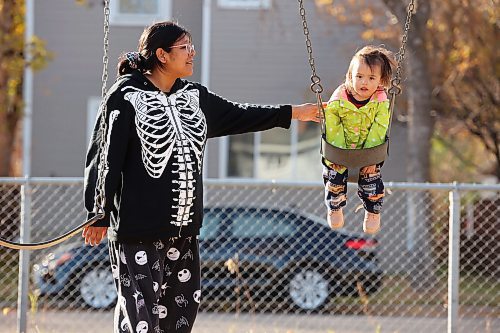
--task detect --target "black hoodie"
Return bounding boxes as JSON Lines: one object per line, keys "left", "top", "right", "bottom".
{"left": 84, "top": 71, "right": 292, "bottom": 242}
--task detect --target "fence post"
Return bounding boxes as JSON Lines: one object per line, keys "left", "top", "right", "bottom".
{"left": 406, "top": 192, "right": 416, "bottom": 251}
{"left": 17, "top": 181, "right": 32, "bottom": 333}
{"left": 448, "top": 185, "right": 460, "bottom": 333}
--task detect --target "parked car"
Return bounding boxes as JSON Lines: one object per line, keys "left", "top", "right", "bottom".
{"left": 32, "top": 241, "right": 114, "bottom": 309}
{"left": 33, "top": 206, "right": 382, "bottom": 311}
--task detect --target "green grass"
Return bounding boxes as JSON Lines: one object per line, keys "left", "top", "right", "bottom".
{"left": 350, "top": 273, "right": 499, "bottom": 307}
{"left": 321, "top": 273, "right": 498, "bottom": 318}
{"left": 0, "top": 252, "right": 20, "bottom": 303}
{"left": 459, "top": 274, "right": 500, "bottom": 307}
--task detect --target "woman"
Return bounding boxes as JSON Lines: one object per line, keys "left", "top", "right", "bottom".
{"left": 83, "top": 21, "right": 319, "bottom": 333}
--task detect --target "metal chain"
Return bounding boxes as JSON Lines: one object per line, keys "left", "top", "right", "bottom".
{"left": 101, "top": 0, "right": 110, "bottom": 100}
{"left": 298, "top": 0, "right": 323, "bottom": 94}
{"left": 297, "top": 0, "right": 415, "bottom": 141}
{"left": 0, "top": 0, "right": 112, "bottom": 249}
{"left": 95, "top": 0, "right": 111, "bottom": 214}
{"left": 388, "top": 0, "right": 415, "bottom": 96}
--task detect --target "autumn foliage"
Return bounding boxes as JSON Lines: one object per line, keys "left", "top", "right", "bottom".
{"left": 0, "top": 0, "right": 51, "bottom": 176}
{"left": 315, "top": 0, "right": 499, "bottom": 181}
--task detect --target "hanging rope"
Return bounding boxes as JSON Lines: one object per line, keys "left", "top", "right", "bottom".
{"left": 0, "top": 0, "right": 111, "bottom": 250}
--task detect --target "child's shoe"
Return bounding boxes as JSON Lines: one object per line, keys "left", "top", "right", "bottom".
{"left": 328, "top": 209, "right": 344, "bottom": 229}
{"left": 363, "top": 211, "right": 381, "bottom": 234}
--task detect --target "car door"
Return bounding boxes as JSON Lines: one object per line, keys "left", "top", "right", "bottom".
{"left": 228, "top": 208, "right": 296, "bottom": 287}
{"left": 199, "top": 208, "right": 236, "bottom": 289}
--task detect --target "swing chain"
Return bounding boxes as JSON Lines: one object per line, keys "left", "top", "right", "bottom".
{"left": 95, "top": 0, "right": 111, "bottom": 214}
{"left": 298, "top": 0, "right": 323, "bottom": 95}
{"left": 389, "top": 0, "right": 415, "bottom": 96}
{"left": 101, "top": 0, "right": 110, "bottom": 100}
{"left": 0, "top": 1, "right": 112, "bottom": 250}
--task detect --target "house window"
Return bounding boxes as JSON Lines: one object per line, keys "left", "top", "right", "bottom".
{"left": 110, "top": 0, "right": 172, "bottom": 26}
{"left": 296, "top": 121, "right": 322, "bottom": 181}
{"left": 258, "top": 128, "right": 292, "bottom": 179}
{"left": 217, "top": 0, "right": 271, "bottom": 9}
{"left": 86, "top": 97, "right": 101, "bottom": 145}
{"left": 226, "top": 121, "right": 322, "bottom": 180}
{"left": 227, "top": 133, "right": 255, "bottom": 177}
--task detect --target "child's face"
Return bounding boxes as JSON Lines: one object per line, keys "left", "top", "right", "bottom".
{"left": 350, "top": 59, "right": 382, "bottom": 100}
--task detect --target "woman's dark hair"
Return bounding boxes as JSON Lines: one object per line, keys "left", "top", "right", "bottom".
{"left": 117, "top": 21, "right": 191, "bottom": 76}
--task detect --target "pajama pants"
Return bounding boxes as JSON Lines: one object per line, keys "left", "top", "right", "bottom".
{"left": 322, "top": 162, "right": 385, "bottom": 214}
{"left": 109, "top": 236, "right": 201, "bottom": 333}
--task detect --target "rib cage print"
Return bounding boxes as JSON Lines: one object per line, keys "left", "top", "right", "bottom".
{"left": 123, "top": 84, "right": 206, "bottom": 226}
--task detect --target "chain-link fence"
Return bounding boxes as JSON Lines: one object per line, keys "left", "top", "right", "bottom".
{"left": 0, "top": 178, "right": 498, "bottom": 333}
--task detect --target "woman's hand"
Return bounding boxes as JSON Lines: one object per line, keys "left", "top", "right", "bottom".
{"left": 82, "top": 226, "right": 108, "bottom": 246}
{"left": 291, "top": 103, "right": 328, "bottom": 122}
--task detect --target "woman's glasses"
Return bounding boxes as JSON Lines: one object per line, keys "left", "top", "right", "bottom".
{"left": 170, "top": 43, "right": 195, "bottom": 54}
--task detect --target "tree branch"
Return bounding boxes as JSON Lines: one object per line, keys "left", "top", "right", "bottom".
{"left": 433, "top": 134, "right": 482, "bottom": 170}
{"left": 381, "top": 0, "right": 406, "bottom": 22}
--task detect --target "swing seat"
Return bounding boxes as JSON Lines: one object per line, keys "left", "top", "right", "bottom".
{"left": 298, "top": 0, "right": 415, "bottom": 183}
{"left": 321, "top": 135, "right": 389, "bottom": 182}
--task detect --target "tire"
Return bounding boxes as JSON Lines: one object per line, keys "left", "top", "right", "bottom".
{"left": 78, "top": 265, "right": 117, "bottom": 309}
{"left": 288, "top": 268, "right": 330, "bottom": 311}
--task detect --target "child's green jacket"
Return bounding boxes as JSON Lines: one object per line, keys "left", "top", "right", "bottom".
{"left": 324, "top": 85, "right": 390, "bottom": 172}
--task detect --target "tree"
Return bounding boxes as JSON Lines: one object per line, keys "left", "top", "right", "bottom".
{"left": 429, "top": 0, "right": 499, "bottom": 179}
{"left": 0, "top": 0, "right": 51, "bottom": 176}
{"left": 316, "top": 0, "right": 499, "bottom": 181}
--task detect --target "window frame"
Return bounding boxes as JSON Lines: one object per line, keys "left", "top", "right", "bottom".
{"left": 230, "top": 210, "right": 296, "bottom": 238}
{"left": 217, "top": 0, "right": 272, "bottom": 10}
{"left": 223, "top": 120, "right": 303, "bottom": 180}
{"left": 86, "top": 97, "right": 101, "bottom": 146}
{"left": 109, "top": 0, "right": 172, "bottom": 27}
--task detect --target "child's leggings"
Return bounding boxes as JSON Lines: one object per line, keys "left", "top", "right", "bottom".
{"left": 109, "top": 236, "right": 200, "bottom": 333}
{"left": 322, "top": 161, "right": 385, "bottom": 214}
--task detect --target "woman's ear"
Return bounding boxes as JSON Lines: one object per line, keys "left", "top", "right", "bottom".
{"left": 155, "top": 48, "right": 168, "bottom": 64}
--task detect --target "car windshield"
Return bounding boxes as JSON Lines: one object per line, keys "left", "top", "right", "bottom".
{"left": 200, "top": 208, "right": 300, "bottom": 240}
{"left": 231, "top": 210, "right": 295, "bottom": 238}
{"left": 199, "top": 211, "right": 223, "bottom": 240}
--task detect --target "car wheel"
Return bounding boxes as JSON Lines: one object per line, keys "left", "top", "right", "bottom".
{"left": 79, "top": 266, "right": 117, "bottom": 309}
{"left": 288, "top": 268, "right": 329, "bottom": 311}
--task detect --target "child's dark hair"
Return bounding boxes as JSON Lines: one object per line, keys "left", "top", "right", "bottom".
{"left": 117, "top": 21, "right": 191, "bottom": 76}
{"left": 345, "top": 45, "right": 396, "bottom": 91}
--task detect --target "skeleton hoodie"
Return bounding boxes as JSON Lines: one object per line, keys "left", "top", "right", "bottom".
{"left": 84, "top": 71, "right": 292, "bottom": 242}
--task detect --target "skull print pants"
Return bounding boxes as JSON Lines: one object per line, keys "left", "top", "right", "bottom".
{"left": 109, "top": 236, "right": 201, "bottom": 333}
{"left": 323, "top": 161, "right": 385, "bottom": 214}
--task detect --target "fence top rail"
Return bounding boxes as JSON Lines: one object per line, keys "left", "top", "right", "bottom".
{"left": 204, "top": 178, "right": 500, "bottom": 191}
{"left": 0, "top": 177, "right": 498, "bottom": 191}
{"left": 0, "top": 177, "right": 83, "bottom": 185}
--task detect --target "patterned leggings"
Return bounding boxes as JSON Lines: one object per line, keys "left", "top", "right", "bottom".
{"left": 323, "top": 162, "right": 385, "bottom": 214}
{"left": 109, "top": 236, "right": 200, "bottom": 333}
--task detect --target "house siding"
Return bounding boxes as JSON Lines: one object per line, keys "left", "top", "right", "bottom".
{"left": 208, "top": 1, "right": 407, "bottom": 181}
{"left": 31, "top": 0, "right": 202, "bottom": 177}
{"left": 31, "top": 0, "right": 407, "bottom": 181}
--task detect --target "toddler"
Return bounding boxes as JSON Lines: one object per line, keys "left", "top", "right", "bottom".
{"left": 322, "top": 45, "right": 396, "bottom": 234}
